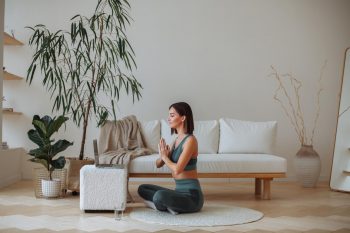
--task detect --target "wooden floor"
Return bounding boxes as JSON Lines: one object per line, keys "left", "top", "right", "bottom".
{"left": 0, "top": 180, "right": 349, "bottom": 233}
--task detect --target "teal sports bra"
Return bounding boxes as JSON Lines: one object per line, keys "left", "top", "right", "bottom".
{"left": 170, "top": 134, "right": 197, "bottom": 171}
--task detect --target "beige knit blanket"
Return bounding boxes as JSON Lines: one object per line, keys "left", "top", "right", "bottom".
{"left": 98, "top": 115, "right": 154, "bottom": 163}
{"left": 97, "top": 115, "right": 154, "bottom": 201}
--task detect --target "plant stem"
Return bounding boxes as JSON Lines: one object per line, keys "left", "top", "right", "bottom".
{"left": 79, "top": 108, "right": 89, "bottom": 160}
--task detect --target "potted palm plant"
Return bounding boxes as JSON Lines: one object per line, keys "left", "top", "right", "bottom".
{"left": 26, "top": 0, "right": 142, "bottom": 192}
{"left": 28, "top": 115, "right": 73, "bottom": 197}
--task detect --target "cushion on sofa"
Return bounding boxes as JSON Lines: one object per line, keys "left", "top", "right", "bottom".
{"left": 139, "top": 120, "right": 160, "bottom": 152}
{"left": 218, "top": 118, "right": 277, "bottom": 154}
{"left": 194, "top": 120, "right": 219, "bottom": 154}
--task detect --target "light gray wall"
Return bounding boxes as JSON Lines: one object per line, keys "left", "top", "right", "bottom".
{"left": 2, "top": 0, "right": 350, "bottom": 181}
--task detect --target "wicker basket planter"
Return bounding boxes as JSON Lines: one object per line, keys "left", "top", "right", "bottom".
{"left": 33, "top": 167, "right": 67, "bottom": 198}
{"left": 67, "top": 158, "right": 95, "bottom": 192}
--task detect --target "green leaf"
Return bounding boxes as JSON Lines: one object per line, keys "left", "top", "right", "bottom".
{"left": 51, "top": 139, "right": 73, "bottom": 157}
{"left": 47, "top": 115, "right": 69, "bottom": 138}
{"left": 51, "top": 156, "right": 66, "bottom": 169}
{"left": 27, "top": 129, "right": 45, "bottom": 147}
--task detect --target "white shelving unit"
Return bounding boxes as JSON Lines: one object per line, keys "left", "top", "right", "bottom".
{"left": 3, "top": 32, "right": 24, "bottom": 116}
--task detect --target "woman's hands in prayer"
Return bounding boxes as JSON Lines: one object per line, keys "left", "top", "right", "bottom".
{"left": 158, "top": 138, "right": 170, "bottom": 161}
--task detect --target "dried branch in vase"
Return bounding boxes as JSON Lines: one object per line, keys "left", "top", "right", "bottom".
{"left": 269, "top": 61, "right": 327, "bottom": 146}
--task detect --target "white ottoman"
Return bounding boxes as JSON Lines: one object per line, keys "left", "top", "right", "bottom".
{"left": 80, "top": 165, "right": 127, "bottom": 211}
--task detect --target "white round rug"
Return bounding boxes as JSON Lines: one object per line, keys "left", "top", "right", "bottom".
{"left": 129, "top": 205, "right": 263, "bottom": 226}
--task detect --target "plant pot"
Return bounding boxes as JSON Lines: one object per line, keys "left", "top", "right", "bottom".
{"left": 41, "top": 179, "right": 61, "bottom": 197}
{"left": 67, "top": 157, "right": 95, "bottom": 192}
{"left": 294, "top": 145, "right": 321, "bottom": 188}
{"left": 33, "top": 168, "right": 67, "bottom": 198}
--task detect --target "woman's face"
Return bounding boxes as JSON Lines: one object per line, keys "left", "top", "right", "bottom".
{"left": 168, "top": 107, "right": 185, "bottom": 129}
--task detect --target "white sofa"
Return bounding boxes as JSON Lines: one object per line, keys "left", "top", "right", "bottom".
{"left": 128, "top": 118, "right": 287, "bottom": 200}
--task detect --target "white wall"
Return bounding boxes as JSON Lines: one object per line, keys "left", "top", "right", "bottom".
{"left": 2, "top": 0, "right": 350, "bottom": 181}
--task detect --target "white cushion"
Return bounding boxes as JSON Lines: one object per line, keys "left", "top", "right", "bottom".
{"left": 129, "top": 154, "right": 287, "bottom": 173}
{"left": 139, "top": 120, "right": 160, "bottom": 152}
{"left": 160, "top": 119, "right": 176, "bottom": 145}
{"left": 194, "top": 120, "right": 219, "bottom": 154}
{"left": 218, "top": 118, "right": 277, "bottom": 154}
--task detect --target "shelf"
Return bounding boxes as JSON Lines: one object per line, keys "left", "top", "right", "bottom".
{"left": 3, "top": 71, "right": 23, "bottom": 80}
{"left": 344, "top": 170, "right": 350, "bottom": 175}
{"left": 4, "top": 32, "right": 23, "bottom": 46}
{"left": 2, "top": 109, "right": 22, "bottom": 115}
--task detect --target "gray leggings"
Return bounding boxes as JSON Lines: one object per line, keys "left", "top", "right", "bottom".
{"left": 137, "top": 179, "right": 204, "bottom": 213}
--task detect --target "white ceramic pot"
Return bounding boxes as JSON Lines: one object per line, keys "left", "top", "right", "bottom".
{"left": 41, "top": 179, "right": 61, "bottom": 197}
{"left": 294, "top": 145, "right": 321, "bottom": 188}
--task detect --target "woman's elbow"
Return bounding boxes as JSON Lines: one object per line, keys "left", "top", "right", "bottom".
{"left": 173, "top": 167, "right": 184, "bottom": 176}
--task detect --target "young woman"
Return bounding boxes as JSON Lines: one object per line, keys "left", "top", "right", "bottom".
{"left": 137, "top": 102, "right": 204, "bottom": 214}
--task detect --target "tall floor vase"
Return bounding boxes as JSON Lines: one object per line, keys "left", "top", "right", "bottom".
{"left": 294, "top": 145, "right": 321, "bottom": 188}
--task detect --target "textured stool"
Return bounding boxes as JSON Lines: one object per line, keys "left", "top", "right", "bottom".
{"left": 80, "top": 165, "right": 127, "bottom": 211}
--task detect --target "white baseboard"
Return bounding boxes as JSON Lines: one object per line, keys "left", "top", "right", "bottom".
{"left": 0, "top": 174, "right": 21, "bottom": 189}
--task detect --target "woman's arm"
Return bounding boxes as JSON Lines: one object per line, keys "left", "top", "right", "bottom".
{"left": 160, "top": 136, "right": 197, "bottom": 175}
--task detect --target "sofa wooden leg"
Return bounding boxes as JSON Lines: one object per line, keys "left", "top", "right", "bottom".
{"left": 255, "top": 178, "right": 262, "bottom": 195}
{"left": 262, "top": 178, "right": 273, "bottom": 200}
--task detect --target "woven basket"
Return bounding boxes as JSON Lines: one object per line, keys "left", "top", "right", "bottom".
{"left": 67, "top": 158, "right": 94, "bottom": 192}
{"left": 33, "top": 167, "right": 67, "bottom": 198}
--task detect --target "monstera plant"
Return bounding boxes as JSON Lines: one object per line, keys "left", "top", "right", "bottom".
{"left": 28, "top": 115, "right": 73, "bottom": 197}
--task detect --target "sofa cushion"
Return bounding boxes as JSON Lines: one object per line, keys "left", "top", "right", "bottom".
{"left": 218, "top": 118, "right": 277, "bottom": 154}
{"left": 194, "top": 120, "right": 219, "bottom": 154}
{"left": 139, "top": 120, "right": 160, "bottom": 152}
{"left": 129, "top": 154, "right": 287, "bottom": 174}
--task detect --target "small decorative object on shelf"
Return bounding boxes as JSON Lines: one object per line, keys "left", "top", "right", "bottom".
{"left": 2, "top": 141, "right": 9, "bottom": 150}
{"left": 2, "top": 108, "right": 22, "bottom": 115}
{"left": 3, "top": 107, "right": 13, "bottom": 112}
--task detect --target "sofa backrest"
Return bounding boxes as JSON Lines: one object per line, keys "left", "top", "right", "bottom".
{"left": 139, "top": 118, "right": 277, "bottom": 154}
{"left": 218, "top": 118, "right": 277, "bottom": 154}
{"left": 160, "top": 119, "right": 219, "bottom": 154}
{"left": 138, "top": 120, "right": 161, "bottom": 153}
